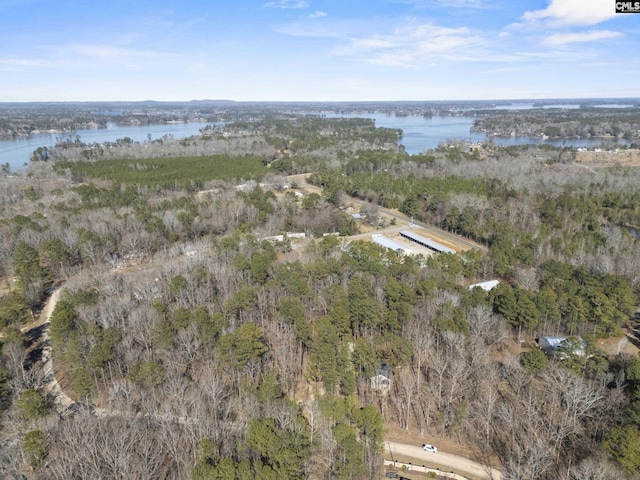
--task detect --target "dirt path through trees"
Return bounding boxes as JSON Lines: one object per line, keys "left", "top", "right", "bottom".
{"left": 38, "top": 288, "right": 76, "bottom": 410}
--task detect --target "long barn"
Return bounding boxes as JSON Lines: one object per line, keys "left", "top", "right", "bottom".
{"left": 371, "top": 234, "right": 412, "bottom": 255}
{"left": 399, "top": 230, "right": 456, "bottom": 254}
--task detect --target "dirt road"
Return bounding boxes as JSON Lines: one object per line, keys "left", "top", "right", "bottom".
{"left": 386, "top": 441, "right": 502, "bottom": 480}
{"left": 38, "top": 288, "right": 76, "bottom": 409}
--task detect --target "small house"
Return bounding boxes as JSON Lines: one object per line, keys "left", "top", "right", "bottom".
{"left": 370, "top": 363, "right": 393, "bottom": 393}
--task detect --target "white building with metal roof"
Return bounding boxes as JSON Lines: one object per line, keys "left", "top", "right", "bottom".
{"left": 399, "top": 230, "right": 456, "bottom": 254}
{"left": 468, "top": 280, "right": 500, "bottom": 291}
{"left": 371, "top": 235, "right": 412, "bottom": 255}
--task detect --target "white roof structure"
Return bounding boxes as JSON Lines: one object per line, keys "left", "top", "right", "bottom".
{"left": 538, "top": 336, "right": 585, "bottom": 356}
{"left": 468, "top": 280, "right": 500, "bottom": 291}
{"left": 372, "top": 235, "right": 412, "bottom": 255}
{"left": 400, "top": 230, "right": 456, "bottom": 254}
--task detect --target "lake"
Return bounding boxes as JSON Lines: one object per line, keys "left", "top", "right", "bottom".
{"left": 0, "top": 114, "right": 630, "bottom": 172}
{"left": 322, "top": 112, "right": 486, "bottom": 154}
{"left": 0, "top": 122, "right": 208, "bottom": 172}
{"left": 323, "top": 112, "right": 630, "bottom": 153}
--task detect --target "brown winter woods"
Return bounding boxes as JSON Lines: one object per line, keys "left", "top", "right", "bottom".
{"left": 0, "top": 110, "right": 639, "bottom": 479}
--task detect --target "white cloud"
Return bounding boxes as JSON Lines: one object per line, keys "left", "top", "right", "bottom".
{"left": 274, "top": 18, "right": 366, "bottom": 38}
{"left": 352, "top": 38, "right": 396, "bottom": 49}
{"left": 520, "top": 0, "right": 616, "bottom": 28}
{"left": 309, "top": 10, "right": 327, "bottom": 18}
{"left": 0, "top": 44, "right": 177, "bottom": 75}
{"left": 264, "top": 0, "right": 309, "bottom": 9}
{"left": 335, "top": 23, "right": 485, "bottom": 67}
{"left": 0, "top": 57, "right": 52, "bottom": 73}
{"left": 541, "top": 30, "right": 622, "bottom": 46}
{"left": 0, "top": 58, "right": 47, "bottom": 67}
{"left": 30, "top": 43, "right": 180, "bottom": 71}
{"left": 67, "top": 44, "right": 166, "bottom": 59}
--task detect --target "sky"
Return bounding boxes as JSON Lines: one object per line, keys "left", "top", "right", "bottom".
{"left": 0, "top": 0, "right": 638, "bottom": 102}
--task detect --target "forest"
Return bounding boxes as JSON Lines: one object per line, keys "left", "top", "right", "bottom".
{"left": 0, "top": 109, "right": 639, "bottom": 479}
{"left": 472, "top": 108, "right": 640, "bottom": 142}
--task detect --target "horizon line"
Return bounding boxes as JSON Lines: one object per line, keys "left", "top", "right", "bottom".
{"left": 1, "top": 97, "right": 639, "bottom": 105}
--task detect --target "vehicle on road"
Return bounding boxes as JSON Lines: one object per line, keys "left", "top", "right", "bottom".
{"left": 422, "top": 444, "right": 438, "bottom": 453}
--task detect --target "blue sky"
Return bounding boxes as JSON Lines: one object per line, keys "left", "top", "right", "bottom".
{"left": 0, "top": 0, "right": 637, "bottom": 101}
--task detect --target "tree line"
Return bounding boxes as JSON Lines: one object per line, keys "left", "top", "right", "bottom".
{"left": 472, "top": 108, "right": 640, "bottom": 141}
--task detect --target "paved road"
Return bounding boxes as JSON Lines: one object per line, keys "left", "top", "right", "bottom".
{"left": 386, "top": 441, "right": 502, "bottom": 480}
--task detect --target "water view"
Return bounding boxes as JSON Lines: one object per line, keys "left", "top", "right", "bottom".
{"left": 0, "top": 122, "right": 208, "bottom": 172}
{"left": 0, "top": 114, "right": 630, "bottom": 172}
{"left": 325, "top": 113, "right": 630, "bottom": 154}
